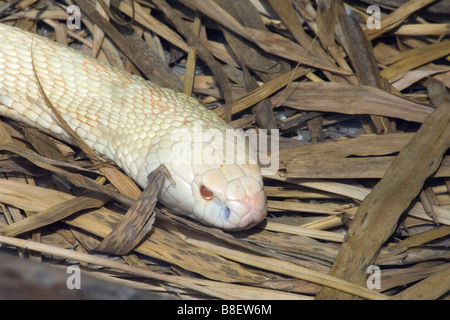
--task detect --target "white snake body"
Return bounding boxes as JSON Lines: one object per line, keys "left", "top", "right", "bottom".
{"left": 0, "top": 23, "right": 267, "bottom": 230}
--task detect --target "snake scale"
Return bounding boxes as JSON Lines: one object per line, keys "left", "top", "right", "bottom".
{"left": 0, "top": 23, "right": 267, "bottom": 230}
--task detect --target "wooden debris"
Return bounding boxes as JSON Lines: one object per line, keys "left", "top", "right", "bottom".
{"left": 316, "top": 79, "right": 450, "bottom": 299}
{"left": 0, "top": 251, "right": 171, "bottom": 300}
{"left": 93, "top": 166, "right": 163, "bottom": 255}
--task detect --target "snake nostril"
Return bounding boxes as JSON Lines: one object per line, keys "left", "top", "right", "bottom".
{"left": 200, "top": 185, "right": 213, "bottom": 200}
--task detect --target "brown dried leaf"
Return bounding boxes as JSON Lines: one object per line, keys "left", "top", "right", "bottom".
{"left": 93, "top": 166, "right": 164, "bottom": 255}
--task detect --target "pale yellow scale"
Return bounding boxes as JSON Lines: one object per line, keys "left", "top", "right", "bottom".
{"left": 0, "top": 23, "right": 267, "bottom": 230}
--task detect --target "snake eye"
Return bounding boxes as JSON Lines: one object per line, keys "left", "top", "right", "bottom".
{"left": 200, "top": 185, "right": 214, "bottom": 200}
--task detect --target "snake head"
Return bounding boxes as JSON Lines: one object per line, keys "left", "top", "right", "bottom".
{"left": 156, "top": 125, "right": 268, "bottom": 230}
{"left": 159, "top": 161, "right": 267, "bottom": 231}
{"left": 193, "top": 163, "right": 267, "bottom": 230}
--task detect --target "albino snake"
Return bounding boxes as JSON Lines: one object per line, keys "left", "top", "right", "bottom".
{"left": 0, "top": 23, "right": 267, "bottom": 230}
